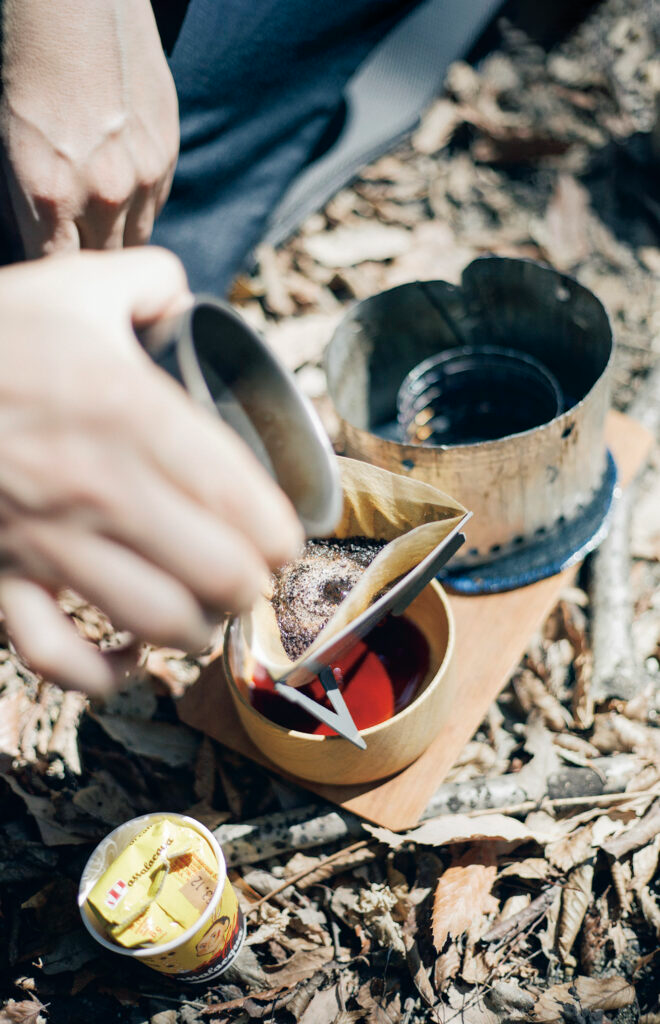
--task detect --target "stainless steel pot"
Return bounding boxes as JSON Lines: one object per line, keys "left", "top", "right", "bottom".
{"left": 325, "top": 256, "right": 613, "bottom": 569}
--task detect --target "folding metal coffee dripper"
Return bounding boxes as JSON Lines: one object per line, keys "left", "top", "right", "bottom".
{"left": 252, "top": 514, "right": 470, "bottom": 748}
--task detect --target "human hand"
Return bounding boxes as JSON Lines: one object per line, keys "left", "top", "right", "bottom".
{"left": 0, "top": 248, "right": 303, "bottom": 696}
{"left": 0, "top": 0, "right": 179, "bottom": 256}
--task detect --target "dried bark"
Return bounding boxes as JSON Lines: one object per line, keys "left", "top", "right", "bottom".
{"left": 589, "top": 362, "right": 660, "bottom": 703}
{"left": 215, "top": 756, "right": 640, "bottom": 865}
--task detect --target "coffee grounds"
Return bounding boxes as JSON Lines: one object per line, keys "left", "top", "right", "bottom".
{"left": 271, "top": 537, "right": 386, "bottom": 660}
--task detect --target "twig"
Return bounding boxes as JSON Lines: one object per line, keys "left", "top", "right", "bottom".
{"left": 244, "top": 839, "right": 372, "bottom": 915}
{"left": 589, "top": 361, "right": 660, "bottom": 704}
{"left": 215, "top": 756, "right": 640, "bottom": 866}
{"left": 482, "top": 886, "right": 559, "bottom": 944}
{"left": 470, "top": 785, "right": 660, "bottom": 817}
{"left": 215, "top": 804, "right": 363, "bottom": 867}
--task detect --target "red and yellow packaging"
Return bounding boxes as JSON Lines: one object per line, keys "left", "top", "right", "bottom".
{"left": 79, "top": 813, "right": 245, "bottom": 983}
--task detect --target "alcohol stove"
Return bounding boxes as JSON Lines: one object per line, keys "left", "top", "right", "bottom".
{"left": 325, "top": 256, "right": 615, "bottom": 593}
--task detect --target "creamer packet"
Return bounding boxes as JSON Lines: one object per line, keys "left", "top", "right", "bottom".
{"left": 87, "top": 819, "right": 218, "bottom": 949}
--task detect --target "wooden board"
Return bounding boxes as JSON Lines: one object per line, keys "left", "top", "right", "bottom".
{"left": 177, "top": 411, "right": 652, "bottom": 830}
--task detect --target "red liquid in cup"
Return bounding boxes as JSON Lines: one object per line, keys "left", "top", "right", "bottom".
{"left": 248, "top": 614, "right": 429, "bottom": 735}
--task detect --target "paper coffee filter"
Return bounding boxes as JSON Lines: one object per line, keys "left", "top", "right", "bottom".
{"left": 240, "top": 456, "right": 466, "bottom": 683}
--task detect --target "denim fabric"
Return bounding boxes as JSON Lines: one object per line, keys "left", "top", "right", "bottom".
{"left": 151, "top": 0, "right": 417, "bottom": 293}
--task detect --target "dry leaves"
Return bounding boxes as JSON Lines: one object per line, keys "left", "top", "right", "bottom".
{"left": 301, "top": 223, "right": 410, "bottom": 267}
{"left": 557, "top": 862, "right": 594, "bottom": 964}
{"left": 532, "top": 175, "right": 591, "bottom": 271}
{"left": 365, "top": 813, "right": 543, "bottom": 850}
{"left": 533, "top": 975, "right": 635, "bottom": 1020}
{"left": 0, "top": 997, "right": 48, "bottom": 1024}
{"left": 432, "top": 850, "right": 498, "bottom": 951}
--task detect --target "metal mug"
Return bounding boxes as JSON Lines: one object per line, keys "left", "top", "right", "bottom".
{"left": 142, "top": 295, "right": 342, "bottom": 538}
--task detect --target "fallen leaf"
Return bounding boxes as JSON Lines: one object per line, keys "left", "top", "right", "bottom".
{"left": 356, "top": 983, "right": 401, "bottom": 1024}
{"left": 557, "top": 862, "right": 594, "bottom": 964}
{"left": 263, "top": 947, "right": 333, "bottom": 989}
{"left": 433, "top": 944, "right": 461, "bottom": 993}
{"left": 356, "top": 884, "right": 405, "bottom": 956}
{"left": 2, "top": 775, "right": 88, "bottom": 847}
{"left": 255, "top": 244, "right": 296, "bottom": 317}
{"left": 365, "top": 812, "right": 548, "bottom": 850}
{"left": 0, "top": 996, "right": 47, "bottom": 1024}
{"left": 631, "top": 835, "right": 660, "bottom": 891}
{"left": 404, "top": 934, "right": 435, "bottom": 1006}
{"left": 486, "top": 981, "right": 535, "bottom": 1020}
{"left": 638, "top": 885, "right": 660, "bottom": 937}
{"left": 602, "top": 800, "right": 660, "bottom": 858}
{"left": 532, "top": 175, "right": 590, "bottom": 271}
{"left": 92, "top": 714, "right": 199, "bottom": 767}
{"left": 301, "top": 223, "right": 410, "bottom": 267}
{"left": 47, "top": 690, "right": 86, "bottom": 775}
{"left": 439, "top": 984, "right": 499, "bottom": 1024}
{"left": 538, "top": 886, "right": 562, "bottom": 962}
{"left": 497, "top": 893, "right": 531, "bottom": 922}
{"left": 533, "top": 975, "right": 635, "bottom": 1020}
{"left": 514, "top": 718, "right": 562, "bottom": 801}
{"left": 513, "top": 671, "right": 569, "bottom": 732}
{"left": 412, "top": 98, "right": 460, "bottom": 154}
{"left": 0, "top": 687, "right": 31, "bottom": 764}
{"left": 432, "top": 851, "right": 498, "bottom": 951}
{"left": 547, "top": 823, "right": 598, "bottom": 872}
{"left": 145, "top": 648, "right": 200, "bottom": 698}
{"left": 40, "top": 930, "right": 99, "bottom": 975}
{"left": 297, "top": 984, "right": 341, "bottom": 1024}
{"left": 72, "top": 771, "right": 137, "bottom": 827}
{"left": 499, "top": 858, "right": 552, "bottom": 881}
{"left": 263, "top": 313, "right": 340, "bottom": 371}
{"left": 382, "top": 221, "right": 475, "bottom": 288}
{"left": 461, "top": 947, "right": 491, "bottom": 985}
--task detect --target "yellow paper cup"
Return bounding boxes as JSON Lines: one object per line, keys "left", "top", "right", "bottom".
{"left": 78, "top": 813, "right": 245, "bottom": 983}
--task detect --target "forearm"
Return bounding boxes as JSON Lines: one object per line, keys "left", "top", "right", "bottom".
{"left": 2, "top": 0, "right": 163, "bottom": 131}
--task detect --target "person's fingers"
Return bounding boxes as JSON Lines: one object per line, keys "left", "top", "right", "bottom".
{"left": 103, "top": 463, "right": 272, "bottom": 613}
{"left": 123, "top": 187, "right": 158, "bottom": 247}
{"left": 87, "top": 246, "right": 192, "bottom": 327}
{"left": 28, "top": 216, "right": 81, "bottom": 258}
{"left": 21, "top": 523, "right": 216, "bottom": 652}
{"left": 2, "top": 162, "right": 82, "bottom": 258}
{"left": 138, "top": 381, "right": 304, "bottom": 568}
{"left": 76, "top": 205, "right": 128, "bottom": 250}
{"left": 154, "top": 165, "right": 175, "bottom": 218}
{"left": 0, "top": 577, "right": 114, "bottom": 697}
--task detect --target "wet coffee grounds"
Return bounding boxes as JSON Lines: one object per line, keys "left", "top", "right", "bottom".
{"left": 271, "top": 537, "right": 386, "bottom": 660}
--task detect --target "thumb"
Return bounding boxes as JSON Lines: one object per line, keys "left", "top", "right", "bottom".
{"left": 87, "top": 246, "right": 193, "bottom": 330}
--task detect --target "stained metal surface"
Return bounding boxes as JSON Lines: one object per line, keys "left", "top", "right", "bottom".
{"left": 442, "top": 452, "right": 618, "bottom": 593}
{"left": 143, "top": 296, "right": 343, "bottom": 538}
{"left": 326, "top": 257, "right": 613, "bottom": 573}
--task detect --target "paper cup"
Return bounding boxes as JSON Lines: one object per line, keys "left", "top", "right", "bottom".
{"left": 78, "top": 813, "right": 245, "bottom": 983}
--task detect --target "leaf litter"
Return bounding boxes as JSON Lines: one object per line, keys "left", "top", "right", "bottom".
{"left": 2, "top": 0, "right": 660, "bottom": 1020}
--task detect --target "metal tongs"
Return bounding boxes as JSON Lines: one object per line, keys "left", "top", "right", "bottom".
{"left": 269, "top": 513, "right": 471, "bottom": 748}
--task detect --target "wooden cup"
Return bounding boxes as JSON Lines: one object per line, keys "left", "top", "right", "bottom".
{"left": 223, "top": 580, "right": 456, "bottom": 786}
